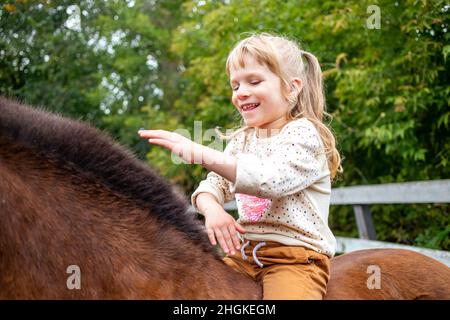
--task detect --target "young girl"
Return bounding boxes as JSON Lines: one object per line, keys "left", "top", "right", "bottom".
{"left": 138, "top": 33, "right": 341, "bottom": 300}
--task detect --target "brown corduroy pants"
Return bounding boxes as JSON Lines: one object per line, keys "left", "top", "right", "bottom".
{"left": 223, "top": 240, "right": 331, "bottom": 300}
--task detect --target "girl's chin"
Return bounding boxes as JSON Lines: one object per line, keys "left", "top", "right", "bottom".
{"left": 243, "top": 118, "right": 260, "bottom": 127}
{"left": 242, "top": 114, "right": 260, "bottom": 124}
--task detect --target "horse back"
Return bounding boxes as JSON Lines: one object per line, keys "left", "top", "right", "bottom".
{"left": 325, "top": 249, "right": 450, "bottom": 299}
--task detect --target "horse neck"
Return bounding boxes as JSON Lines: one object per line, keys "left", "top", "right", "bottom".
{"left": 0, "top": 141, "right": 261, "bottom": 299}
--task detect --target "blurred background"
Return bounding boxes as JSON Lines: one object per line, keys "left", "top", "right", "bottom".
{"left": 1, "top": 0, "right": 449, "bottom": 250}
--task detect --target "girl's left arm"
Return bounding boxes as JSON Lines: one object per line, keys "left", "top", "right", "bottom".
{"left": 138, "top": 129, "right": 237, "bottom": 183}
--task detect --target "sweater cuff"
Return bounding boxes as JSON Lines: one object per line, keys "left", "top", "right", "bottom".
{"left": 191, "top": 181, "right": 225, "bottom": 214}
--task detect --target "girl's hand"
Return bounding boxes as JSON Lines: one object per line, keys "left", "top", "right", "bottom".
{"left": 139, "top": 129, "right": 237, "bottom": 183}
{"left": 204, "top": 208, "right": 246, "bottom": 255}
{"left": 138, "top": 129, "right": 203, "bottom": 164}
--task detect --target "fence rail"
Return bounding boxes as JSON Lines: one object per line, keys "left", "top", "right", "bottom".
{"left": 222, "top": 179, "right": 450, "bottom": 267}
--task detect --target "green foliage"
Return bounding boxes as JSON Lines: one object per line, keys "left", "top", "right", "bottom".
{"left": 1, "top": 0, "right": 448, "bottom": 249}
{"left": 0, "top": 0, "right": 184, "bottom": 159}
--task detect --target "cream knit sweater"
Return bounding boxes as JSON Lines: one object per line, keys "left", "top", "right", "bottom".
{"left": 191, "top": 118, "right": 336, "bottom": 257}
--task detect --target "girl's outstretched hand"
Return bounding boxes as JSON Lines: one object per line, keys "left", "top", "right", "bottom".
{"left": 138, "top": 129, "right": 203, "bottom": 164}
{"left": 139, "top": 129, "right": 237, "bottom": 183}
{"left": 204, "top": 208, "right": 246, "bottom": 256}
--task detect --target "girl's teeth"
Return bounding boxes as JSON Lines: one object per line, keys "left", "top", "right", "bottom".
{"left": 243, "top": 103, "right": 259, "bottom": 111}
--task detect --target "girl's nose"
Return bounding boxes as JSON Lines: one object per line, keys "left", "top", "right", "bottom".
{"left": 236, "top": 86, "right": 251, "bottom": 99}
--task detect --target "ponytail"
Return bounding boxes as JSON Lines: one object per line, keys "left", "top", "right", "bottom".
{"left": 290, "top": 50, "right": 343, "bottom": 180}
{"left": 299, "top": 50, "right": 325, "bottom": 121}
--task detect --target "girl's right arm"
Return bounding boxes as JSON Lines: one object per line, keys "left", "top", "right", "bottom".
{"left": 195, "top": 192, "right": 245, "bottom": 255}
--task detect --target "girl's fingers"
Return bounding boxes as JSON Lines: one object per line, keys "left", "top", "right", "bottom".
{"left": 147, "top": 138, "right": 173, "bottom": 151}
{"left": 228, "top": 225, "right": 241, "bottom": 251}
{"left": 221, "top": 227, "right": 236, "bottom": 255}
{"left": 234, "top": 221, "right": 246, "bottom": 234}
{"left": 139, "top": 131, "right": 192, "bottom": 160}
{"left": 138, "top": 129, "right": 175, "bottom": 141}
{"left": 206, "top": 228, "right": 216, "bottom": 246}
{"left": 138, "top": 129, "right": 160, "bottom": 138}
{"left": 214, "top": 229, "right": 229, "bottom": 254}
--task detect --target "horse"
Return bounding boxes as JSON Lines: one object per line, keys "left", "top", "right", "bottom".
{"left": 0, "top": 96, "right": 449, "bottom": 299}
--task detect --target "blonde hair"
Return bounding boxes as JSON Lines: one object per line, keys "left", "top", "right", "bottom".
{"left": 222, "top": 32, "right": 342, "bottom": 180}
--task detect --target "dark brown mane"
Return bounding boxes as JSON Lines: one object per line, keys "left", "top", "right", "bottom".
{"left": 0, "top": 96, "right": 214, "bottom": 254}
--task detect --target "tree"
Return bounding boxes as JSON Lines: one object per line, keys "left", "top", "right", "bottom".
{"left": 0, "top": 0, "right": 184, "bottom": 159}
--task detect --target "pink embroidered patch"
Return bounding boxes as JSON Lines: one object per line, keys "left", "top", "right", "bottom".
{"left": 236, "top": 193, "right": 271, "bottom": 223}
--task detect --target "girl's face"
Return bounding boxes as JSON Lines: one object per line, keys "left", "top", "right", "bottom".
{"left": 229, "top": 54, "right": 291, "bottom": 134}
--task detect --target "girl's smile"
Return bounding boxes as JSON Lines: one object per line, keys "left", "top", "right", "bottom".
{"left": 240, "top": 102, "right": 260, "bottom": 112}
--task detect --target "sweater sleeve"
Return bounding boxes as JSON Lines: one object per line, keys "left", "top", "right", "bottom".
{"left": 230, "top": 121, "right": 329, "bottom": 199}
{"left": 190, "top": 132, "right": 243, "bottom": 213}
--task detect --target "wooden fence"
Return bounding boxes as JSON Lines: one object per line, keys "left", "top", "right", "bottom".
{"left": 222, "top": 180, "right": 450, "bottom": 267}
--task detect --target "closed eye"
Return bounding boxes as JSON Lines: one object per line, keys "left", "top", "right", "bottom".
{"left": 231, "top": 80, "right": 262, "bottom": 91}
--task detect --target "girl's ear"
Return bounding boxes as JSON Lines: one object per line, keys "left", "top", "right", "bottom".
{"left": 286, "top": 78, "right": 303, "bottom": 107}
{"left": 291, "top": 78, "right": 302, "bottom": 94}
